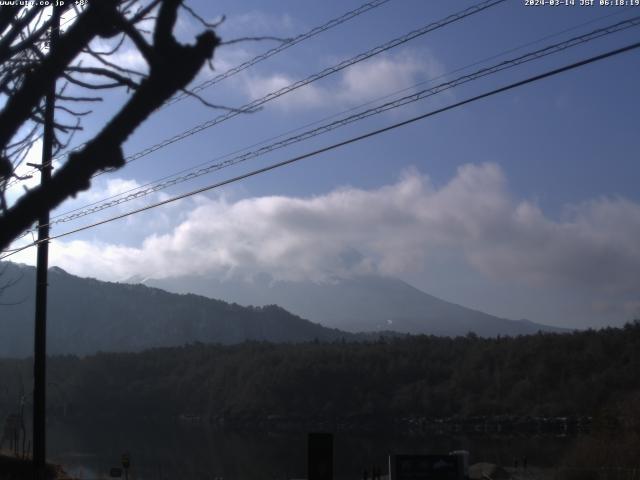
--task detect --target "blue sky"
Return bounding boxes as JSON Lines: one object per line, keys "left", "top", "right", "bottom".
{"left": 6, "top": 0, "right": 640, "bottom": 328}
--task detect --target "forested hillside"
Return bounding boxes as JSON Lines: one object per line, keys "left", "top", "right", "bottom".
{"left": 0, "top": 263, "right": 356, "bottom": 356}
{"left": 0, "top": 264, "right": 566, "bottom": 357}
{"left": 1, "top": 324, "right": 639, "bottom": 430}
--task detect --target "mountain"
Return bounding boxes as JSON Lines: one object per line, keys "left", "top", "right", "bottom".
{"left": 0, "top": 263, "right": 356, "bottom": 357}
{"left": 143, "top": 273, "right": 568, "bottom": 337}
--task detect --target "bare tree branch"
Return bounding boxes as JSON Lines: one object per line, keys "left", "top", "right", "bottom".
{"left": 56, "top": 94, "right": 102, "bottom": 102}
{"left": 130, "top": 0, "right": 162, "bottom": 24}
{"left": 116, "top": 15, "right": 156, "bottom": 64}
{"left": 181, "top": 3, "right": 224, "bottom": 29}
{"left": 0, "top": 6, "right": 43, "bottom": 64}
{"left": 178, "top": 88, "right": 257, "bottom": 113}
{"left": 0, "top": 0, "right": 220, "bottom": 250}
{"left": 0, "top": 3, "right": 121, "bottom": 149}
{"left": 55, "top": 105, "right": 92, "bottom": 117}
{"left": 65, "top": 66, "right": 140, "bottom": 90}
{"left": 84, "top": 45, "right": 147, "bottom": 78}
{"left": 220, "top": 36, "right": 292, "bottom": 46}
{"left": 62, "top": 73, "right": 133, "bottom": 90}
{"left": 84, "top": 32, "right": 127, "bottom": 56}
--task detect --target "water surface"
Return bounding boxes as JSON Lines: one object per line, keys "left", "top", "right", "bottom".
{"left": 46, "top": 420, "right": 578, "bottom": 480}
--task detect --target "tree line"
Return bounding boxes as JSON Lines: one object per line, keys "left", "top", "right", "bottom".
{"left": 1, "top": 323, "right": 639, "bottom": 429}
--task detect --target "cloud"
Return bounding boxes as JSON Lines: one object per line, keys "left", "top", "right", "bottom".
{"left": 244, "top": 73, "right": 326, "bottom": 109}
{"left": 243, "top": 49, "right": 443, "bottom": 111}
{"left": 339, "top": 50, "right": 444, "bottom": 104}
{"left": 109, "top": 47, "right": 148, "bottom": 73}
{"left": 29, "top": 164, "right": 640, "bottom": 311}
{"left": 218, "top": 10, "right": 296, "bottom": 39}
{"left": 77, "top": 38, "right": 148, "bottom": 74}
{"left": 4, "top": 175, "right": 189, "bottom": 268}
{"left": 47, "top": 176, "right": 189, "bottom": 234}
{"left": 592, "top": 300, "right": 640, "bottom": 318}
{"left": 179, "top": 9, "right": 296, "bottom": 86}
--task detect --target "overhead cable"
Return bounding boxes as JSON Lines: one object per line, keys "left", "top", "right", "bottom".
{"left": 38, "top": 15, "right": 640, "bottom": 229}
{"left": 46, "top": 8, "right": 639, "bottom": 223}
{"left": 3, "top": 39, "right": 638, "bottom": 260}
{"left": 4, "top": 1, "right": 392, "bottom": 187}
{"left": 120, "top": 0, "right": 505, "bottom": 166}
{"left": 164, "top": 0, "right": 393, "bottom": 107}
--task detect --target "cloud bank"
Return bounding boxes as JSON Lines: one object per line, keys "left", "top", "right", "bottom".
{"left": 33, "top": 163, "right": 640, "bottom": 309}
{"left": 244, "top": 50, "right": 443, "bottom": 111}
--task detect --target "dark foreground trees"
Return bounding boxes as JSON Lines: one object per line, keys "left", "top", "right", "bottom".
{"left": 0, "top": 0, "right": 220, "bottom": 250}
{"left": 2, "top": 323, "right": 639, "bottom": 424}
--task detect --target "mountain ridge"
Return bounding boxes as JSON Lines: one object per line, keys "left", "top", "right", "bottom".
{"left": 0, "top": 262, "right": 568, "bottom": 358}
{"left": 0, "top": 262, "right": 357, "bottom": 357}
{"left": 143, "top": 272, "right": 567, "bottom": 336}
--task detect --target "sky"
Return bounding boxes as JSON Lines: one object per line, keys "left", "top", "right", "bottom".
{"left": 4, "top": 0, "right": 640, "bottom": 329}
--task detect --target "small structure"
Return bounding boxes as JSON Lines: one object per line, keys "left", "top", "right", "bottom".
{"left": 308, "top": 432, "right": 333, "bottom": 480}
{"left": 389, "top": 453, "right": 467, "bottom": 480}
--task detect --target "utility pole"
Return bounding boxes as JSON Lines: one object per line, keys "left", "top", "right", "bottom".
{"left": 33, "top": 6, "right": 60, "bottom": 480}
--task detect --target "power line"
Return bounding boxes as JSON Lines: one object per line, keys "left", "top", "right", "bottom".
{"left": 117, "top": 0, "right": 505, "bottom": 167}
{"left": 164, "top": 0, "right": 392, "bottom": 107}
{"left": 37, "top": 15, "right": 640, "bottom": 229}
{"left": 6, "top": 0, "right": 392, "bottom": 183}
{"left": 11, "top": 0, "right": 502, "bottom": 188}
{"left": 3, "top": 39, "right": 638, "bottom": 260}
{"left": 45, "top": 7, "right": 639, "bottom": 224}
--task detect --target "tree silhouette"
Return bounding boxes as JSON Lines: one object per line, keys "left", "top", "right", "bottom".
{"left": 0, "top": 0, "right": 220, "bottom": 251}
{"left": 0, "top": 262, "right": 23, "bottom": 305}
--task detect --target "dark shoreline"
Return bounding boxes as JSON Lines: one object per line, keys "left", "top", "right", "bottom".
{"left": 45, "top": 412, "right": 594, "bottom": 435}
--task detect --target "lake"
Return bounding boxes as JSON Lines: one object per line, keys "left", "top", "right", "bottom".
{"left": 46, "top": 419, "right": 579, "bottom": 480}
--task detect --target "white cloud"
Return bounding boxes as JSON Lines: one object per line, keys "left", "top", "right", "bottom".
{"left": 109, "top": 47, "right": 148, "bottom": 73}
{"left": 243, "top": 49, "right": 443, "bottom": 111}
{"left": 219, "top": 10, "right": 296, "bottom": 39}
{"left": 48, "top": 176, "right": 188, "bottom": 235}
{"left": 244, "top": 73, "right": 326, "bottom": 109}
{"left": 31, "top": 163, "right": 640, "bottom": 313}
{"left": 339, "top": 50, "right": 443, "bottom": 104}
{"left": 79, "top": 177, "right": 145, "bottom": 203}
{"left": 210, "top": 45, "right": 253, "bottom": 75}
{"left": 77, "top": 38, "right": 148, "bottom": 74}
{"left": 4, "top": 175, "right": 190, "bottom": 269}
{"left": 175, "top": 9, "right": 296, "bottom": 86}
